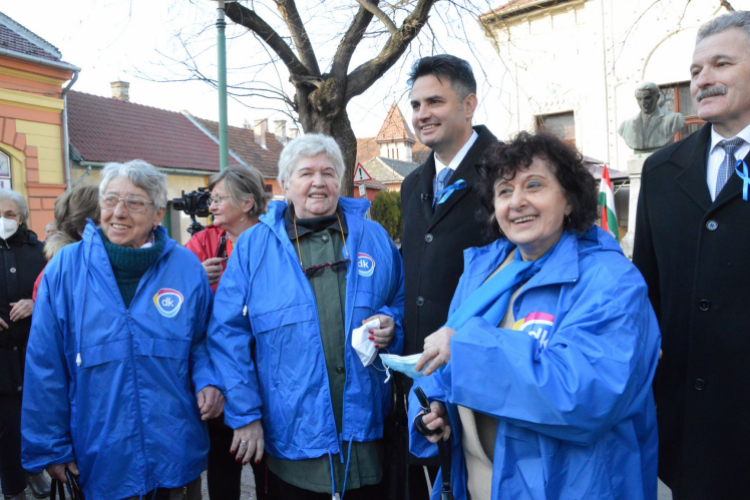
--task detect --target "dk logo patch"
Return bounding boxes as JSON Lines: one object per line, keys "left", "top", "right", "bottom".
{"left": 357, "top": 253, "right": 375, "bottom": 277}
{"left": 153, "top": 288, "right": 184, "bottom": 318}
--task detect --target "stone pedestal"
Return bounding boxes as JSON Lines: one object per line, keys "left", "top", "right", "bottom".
{"left": 620, "top": 153, "right": 652, "bottom": 259}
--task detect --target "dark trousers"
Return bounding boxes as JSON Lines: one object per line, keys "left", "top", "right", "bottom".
{"left": 0, "top": 394, "right": 27, "bottom": 496}
{"left": 206, "top": 417, "right": 268, "bottom": 500}
{"left": 268, "top": 469, "right": 384, "bottom": 500}
{"left": 382, "top": 374, "right": 439, "bottom": 500}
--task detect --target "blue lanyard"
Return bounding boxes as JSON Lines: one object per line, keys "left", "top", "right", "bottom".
{"left": 436, "top": 179, "right": 467, "bottom": 205}
{"left": 735, "top": 159, "right": 750, "bottom": 201}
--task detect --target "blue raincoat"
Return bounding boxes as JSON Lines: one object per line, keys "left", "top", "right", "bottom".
{"left": 410, "top": 227, "right": 660, "bottom": 499}
{"left": 22, "top": 224, "right": 216, "bottom": 500}
{"left": 208, "top": 198, "right": 404, "bottom": 460}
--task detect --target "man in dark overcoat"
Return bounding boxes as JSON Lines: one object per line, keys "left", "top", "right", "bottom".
{"left": 633, "top": 11, "right": 750, "bottom": 500}
{"left": 392, "top": 54, "right": 497, "bottom": 499}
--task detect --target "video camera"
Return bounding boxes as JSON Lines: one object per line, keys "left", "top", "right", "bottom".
{"left": 172, "top": 188, "right": 211, "bottom": 235}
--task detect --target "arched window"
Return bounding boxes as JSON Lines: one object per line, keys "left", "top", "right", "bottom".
{"left": 0, "top": 151, "right": 11, "bottom": 189}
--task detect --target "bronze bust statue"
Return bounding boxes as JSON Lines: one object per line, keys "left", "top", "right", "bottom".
{"left": 619, "top": 82, "right": 686, "bottom": 153}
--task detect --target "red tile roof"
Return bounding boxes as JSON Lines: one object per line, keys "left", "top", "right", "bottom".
{"left": 0, "top": 13, "right": 61, "bottom": 61}
{"left": 191, "top": 117, "right": 282, "bottom": 178}
{"left": 376, "top": 102, "right": 416, "bottom": 143}
{"left": 68, "top": 91, "right": 238, "bottom": 172}
{"left": 356, "top": 137, "right": 382, "bottom": 167}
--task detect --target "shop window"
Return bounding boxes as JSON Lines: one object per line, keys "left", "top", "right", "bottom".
{"left": 536, "top": 112, "right": 576, "bottom": 147}
{"left": 659, "top": 82, "right": 704, "bottom": 141}
{"left": 0, "top": 151, "right": 12, "bottom": 189}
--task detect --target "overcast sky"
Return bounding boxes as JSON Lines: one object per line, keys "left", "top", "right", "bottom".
{"left": 1, "top": 0, "right": 503, "bottom": 139}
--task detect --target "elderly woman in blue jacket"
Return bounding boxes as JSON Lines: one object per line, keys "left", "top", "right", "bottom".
{"left": 409, "top": 132, "right": 661, "bottom": 500}
{"left": 21, "top": 160, "right": 224, "bottom": 500}
{"left": 208, "top": 133, "right": 404, "bottom": 499}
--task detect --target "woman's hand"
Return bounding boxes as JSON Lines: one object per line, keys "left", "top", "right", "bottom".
{"left": 362, "top": 314, "right": 395, "bottom": 349}
{"left": 232, "top": 420, "right": 264, "bottom": 465}
{"left": 197, "top": 386, "right": 225, "bottom": 421}
{"left": 202, "top": 257, "right": 226, "bottom": 286}
{"left": 420, "top": 401, "right": 451, "bottom": 444}
{"left": 46, "top": 462, "right": 79, "bottom": 483}
{"left": 9, "top": 299, "right": 33, "bottom": 322}
{"left": 415, "top": 326, "right": 456, "bottom": 376}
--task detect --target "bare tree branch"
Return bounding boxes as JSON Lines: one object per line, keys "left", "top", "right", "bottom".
{"left": 330, "top": 4, "right": 375, "bottom": 81}
{"left": 224, "top": 3, "right": 312, "bottom": 80}
{"left": 355, "top": 0, "right": 398, "bottom": 35}
{"left": 345, "top": 0, "right": 438, "bottom": 100}
{"left": 720, "top": 0, "right": 736, "bottom": 11}
{"left": 276, "top": 0, "right": 322, "bottom": 76}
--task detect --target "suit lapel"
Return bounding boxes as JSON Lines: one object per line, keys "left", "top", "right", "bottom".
{"left": 429, "top": 126, "right": 497, "bottom": 229}
{"left": 417, "top": 155, "right": 436, "bottom": 225}
{"left": 673, "top": 124, "right": 712, "bottom": 212}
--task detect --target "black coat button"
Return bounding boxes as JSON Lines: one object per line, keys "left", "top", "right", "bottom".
{"left": 336, "top": 366, "right": 345, "bottom": 374}
{"left": 416, "top": 297, "right": 425, "bottom": 306}
{"left": 706, "top": 220, "right": 718, "bottom": 231}
{"left": 425, "top": 234, "right": 433, "bottom": 243}
{"left": 699, "top": 299, "right": 710, "bottom": 311}
{"left": 322, "top": 235, "right": 329, "bottom": 243}
{"left": 695, "top": 379, "right": 706, "bottom": 390}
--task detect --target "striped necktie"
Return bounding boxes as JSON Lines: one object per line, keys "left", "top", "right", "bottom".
{"left": 717, "top": 138, "right": 745, "bottom": 195}
{"left": 433, "top": 168, "right": 453, "bottom": 210}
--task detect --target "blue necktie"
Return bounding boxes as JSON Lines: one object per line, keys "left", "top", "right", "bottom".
{"left": 433, "top": 168, "right": 453, "bottom": 210}
{"left": 717, "top": 138, "right": 744, "bottom": 196}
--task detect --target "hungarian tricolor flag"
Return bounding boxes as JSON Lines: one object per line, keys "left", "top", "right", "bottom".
{"left": 598, "top": 165, "right": 620, "bottom": 241}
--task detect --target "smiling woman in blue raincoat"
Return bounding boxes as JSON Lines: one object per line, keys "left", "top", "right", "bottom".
{"left": 208, "top": 134, "right": 404, "bottom": 500}
{"left": 21, "top": 160, "right": 224, "bottom": 500}
{"left": 409, "top": 132, "right": 661, "bottom": 500}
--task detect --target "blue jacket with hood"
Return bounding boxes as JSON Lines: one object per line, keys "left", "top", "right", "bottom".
{"left": 21, "top": 224, "right": 217, "bottom": 500}
{"left": 409, "top": 227, "right": 661, "bottom": 500}
{"left": 208, "top": 198, "right": 404, "bottom": 461}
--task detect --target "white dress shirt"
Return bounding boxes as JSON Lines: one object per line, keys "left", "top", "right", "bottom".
{"left": 707, "top": 123, "right": 750, "bottom": 200}
{"left": 434, "top": 130, "right": 479, "bottom": 177}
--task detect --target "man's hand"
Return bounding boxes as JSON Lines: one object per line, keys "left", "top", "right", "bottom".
{"left": 362, "top": 314, "right": 395, "bottom": 348}
{"left": 202, "top": 257, "right": 226, "bottom": 286}
{"left": 9, "top": 299, "right": 33, "bottom": 322}
{"left": 0, "top": 317, "right": 9, "bottom": 331}
{"left": 232, "top": 420, "right": 264, "bottom": 465}
{"left": 197, "top": 386, "right": 225, "bottom": 421}
{"left": 420, "top": 401, "right": 451, "bottom": 444}
{"left": 46, "top": 462, "right": 79, "bottom": 483}
{"left": 415, "top": 326, "right": 456, "bottom": 376}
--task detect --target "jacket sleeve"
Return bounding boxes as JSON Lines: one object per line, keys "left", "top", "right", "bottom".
{"left": 21, "top": 260, "right": 76, "bottom": 473}
{"left": 185, "top": 231, "right": 208, "bottom": 263}
{"left": 632, "top": 166, "right": 661, "bottom": 322}
{"left": 377, "top": 240, "right": 405, "bottom": 354}
{"left": 189, "top": 266, "right": 218, "bottom": 394}
{"left": 444, "top": 268, "right": 660, "bottom": 446}
{"left": 207, "top": 240, "right": 263, "bottom": 430}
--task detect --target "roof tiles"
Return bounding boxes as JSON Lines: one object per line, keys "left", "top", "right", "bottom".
{"left": 0, "top": 13, "right": 61, "bottom": 61}
{"left": 67, "top": 91, "right": 237, "bottom": 172}
{"left": 376, "top": 102, "right": 415, "bottom": 143}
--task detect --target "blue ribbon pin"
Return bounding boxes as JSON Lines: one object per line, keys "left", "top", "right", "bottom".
{"left": 436, "top": 179, "right": 467, "bottom": 205}
{"left": 735, "top": 159, "right": 750, "bottom": 201}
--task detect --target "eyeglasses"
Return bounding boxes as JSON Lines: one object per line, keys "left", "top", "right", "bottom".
{"left": 100, "top": 194, "right": 154, "bottom": 213}
{"left": 293, "top": 211, "right": 350, "bottom": 279}
{"left": 303, "top": 259, "right": 350, "bottom": 279}
{"left": 208, "top": 194, "right": 231, "bottom": 206}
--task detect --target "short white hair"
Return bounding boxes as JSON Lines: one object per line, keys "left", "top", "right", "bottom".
{"left": 0, "top": 189, "right": 29, "bottom": 228}
{"left": 276, "top": 134, "right": 346, "bottom": 189}
{"left": 99, "top": 160, "right": 168, "bottom": 211}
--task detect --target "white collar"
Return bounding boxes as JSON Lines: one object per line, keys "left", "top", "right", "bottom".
{"left": 710, "top": 122, "right": 750, "bottom": 154}
{"left": 435, "top": 130, "right": 479, "bottom": 175}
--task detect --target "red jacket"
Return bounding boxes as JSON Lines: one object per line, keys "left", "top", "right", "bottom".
{"left": 185, "top": 225, "right": 227, "bottom": 293}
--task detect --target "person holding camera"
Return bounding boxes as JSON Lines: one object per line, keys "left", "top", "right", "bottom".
{"left": 185, "top": 163, "right": 269, "bottom": 500}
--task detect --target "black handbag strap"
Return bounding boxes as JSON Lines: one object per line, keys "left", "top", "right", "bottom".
{"left": 50, "top": 479, "right": 66, "bottom": 500}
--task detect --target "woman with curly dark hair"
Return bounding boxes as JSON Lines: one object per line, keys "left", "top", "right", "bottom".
{"left": 407, "top": 132, "right": 662, "bottom": 499}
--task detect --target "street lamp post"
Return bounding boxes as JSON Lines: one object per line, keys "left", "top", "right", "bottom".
{"left": 214, "top": 0, "right": 233, "bottom": 171}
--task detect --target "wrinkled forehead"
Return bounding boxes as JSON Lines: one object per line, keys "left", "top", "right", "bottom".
{"left": 103, "top": 176, "right": 149, "bottom": 197}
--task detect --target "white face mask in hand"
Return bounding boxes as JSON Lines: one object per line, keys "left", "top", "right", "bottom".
{"left": 0, "top": 217, "right": 19, "bottom": 240}
{"left": 352, "top": 317, "right": 380, "bottom": 367}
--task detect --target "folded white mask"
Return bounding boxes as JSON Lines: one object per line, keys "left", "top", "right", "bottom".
{"left": 352, "top": 317, "right": 380, "bottom": 367}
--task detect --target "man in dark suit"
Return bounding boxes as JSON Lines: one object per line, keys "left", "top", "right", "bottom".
{"left": 633, "top": 11, "right": 750, "bottom": 500}
{"left": 395, "top": 54, "right": 497, "bottom": 499}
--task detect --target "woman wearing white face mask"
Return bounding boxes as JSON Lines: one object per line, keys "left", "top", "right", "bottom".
{"left": 0, "top": 189, "right": 46, "bottom": 500}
